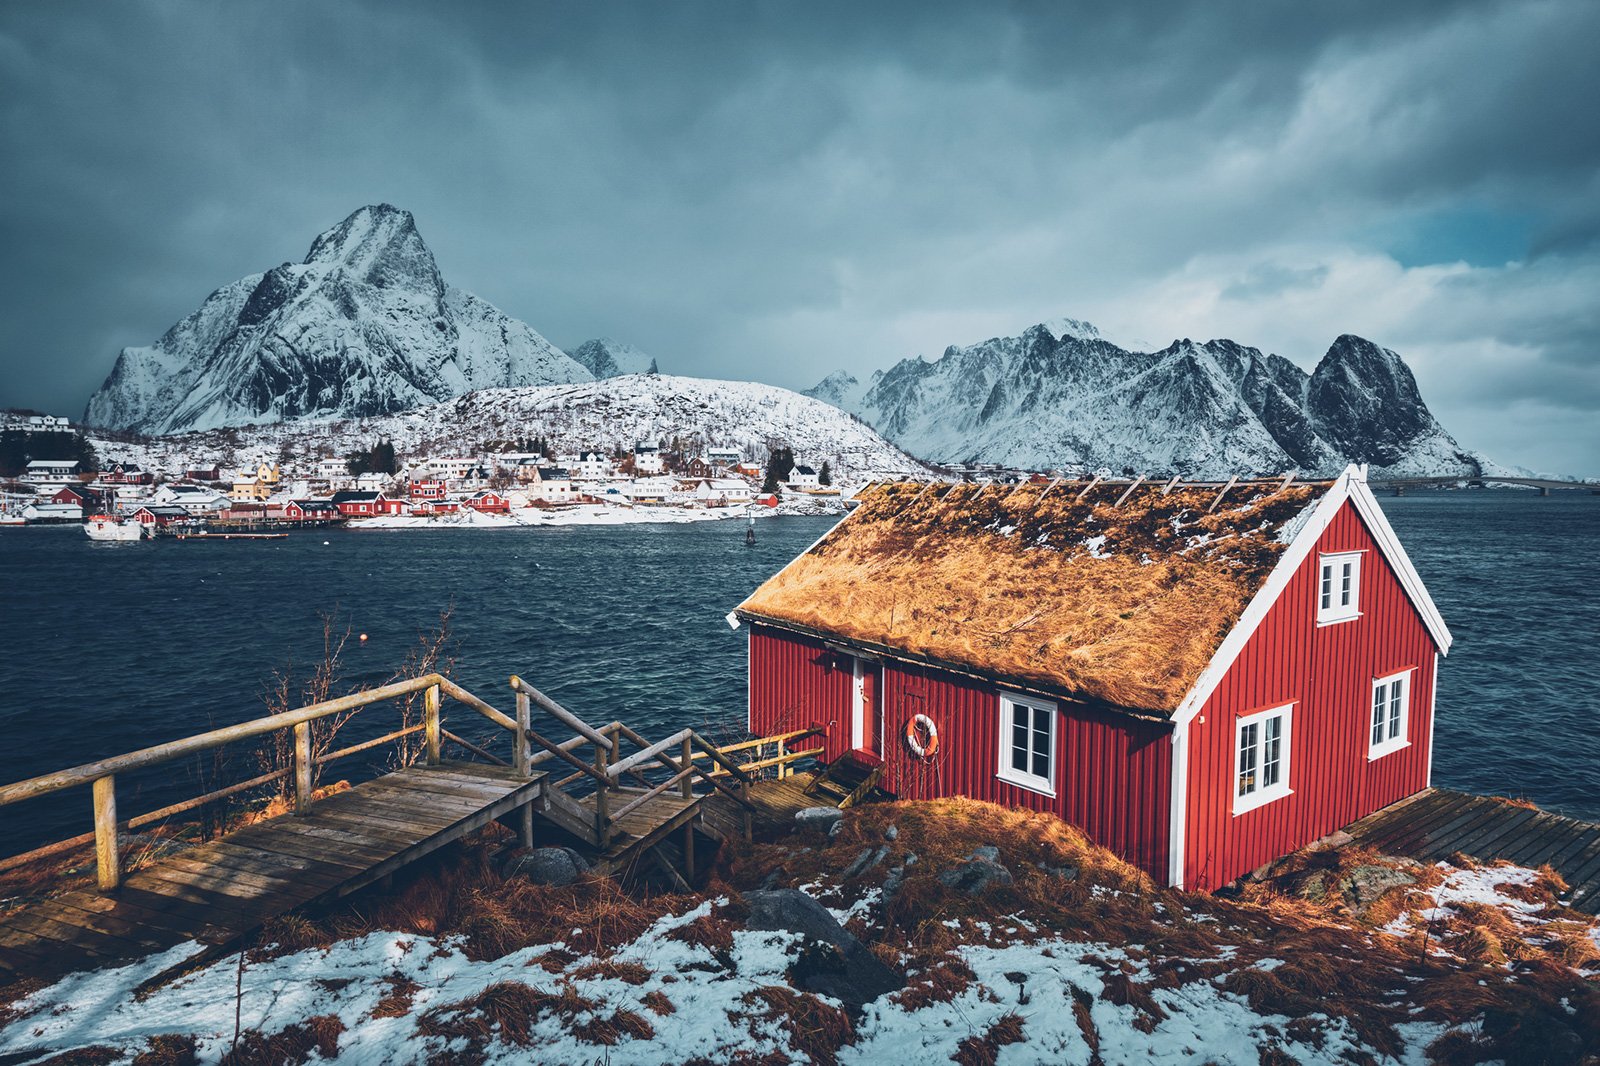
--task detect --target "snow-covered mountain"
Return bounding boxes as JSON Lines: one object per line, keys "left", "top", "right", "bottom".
{"left": 83, "top": 205, "right": 593, "bottom": 434}
{"left": 807, "top": 322, "right": 1492, "bottom": 478}
{"left": 565, "top": 338, "right": 659, "bottom": 378}
{"left": 92, "top": 375, "right": 925, "bottom": 483}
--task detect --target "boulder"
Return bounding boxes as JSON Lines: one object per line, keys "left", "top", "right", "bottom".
{"left": 503, "top": 847, "right": 591, "bottom": 886}
{"left": 843, "top": 845, "right": 890, "bottom": 880}
{"left": 938, "top": 846, "right": 1014, "bottom": 895}
{"left": 743, "top": 888, "right": 905, "bottom": 1007}
{"left": 1341, "top": 864, "right": 1417, "bottom": 909}
{"left": 796, "top": 807, "right": 845, "bottom": 830}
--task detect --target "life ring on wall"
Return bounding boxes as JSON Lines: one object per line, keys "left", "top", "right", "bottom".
{"left": 905, "top": 714, "right": 939, "bottom": 759}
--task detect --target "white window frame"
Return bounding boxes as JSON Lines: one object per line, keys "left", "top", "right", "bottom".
{"left": 996, "top": 691, "right": 1057, "bottom": 797}
{"left": 1368, "top": 668, "right": 1414, "bottom": 760}
{"left": 1233, "top": 704, "right": 1294, "bottom": 815}
{"left": 1316, "top": 551, "right": 1363, "bottom": 625}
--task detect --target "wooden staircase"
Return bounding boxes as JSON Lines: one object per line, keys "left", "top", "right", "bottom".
{"left": 804, "top": 752, "right": 886, "bottom": 810}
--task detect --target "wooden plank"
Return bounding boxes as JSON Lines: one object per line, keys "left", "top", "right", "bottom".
{"left": 1397, "top": 797, "right": 1506, "bottom": 857}
{"left": 233, "top": 816, "right": 411, "bottom": 855}
{"left": 228, "top": 825, "right": 398, "bottom": 868}
{"left": 1493, "top": 813, "right": 1578, "bottom": 868}
{"left": 1540, "top": 823, "right": 1600, "bottom": 872}
{"left": 42, "top": 890, "right": 209, "bottom": 941}
{"left": 310, "top": 795, "right": 471, "bottom": 832}
{"left": 104, "top": 886, "right": 250, "bottom": 940}
{"left": 0, "top": 909, "right": 144, "bottom": 957}
{"left": 6, "top": 900, "right": 175, "bottom": 953}
{"left": 1431, "top": 806, "right": 1543, "bottom": 862}
{"left": 1357, "top": 791, "right": 1474, "bottom": 850}
{"left": 1555, "top": 835, "right": 1600, "bottom": 893}
{"left": 360, "top": 774, "right": 514, "bottom": 806}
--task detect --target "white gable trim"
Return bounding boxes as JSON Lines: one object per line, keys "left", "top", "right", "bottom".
{"left": 1166, "top": 721, "right": 1189, "bottom": 888}
{"left": 1345, "top": 477, "right": 1453, "bottom": 655}
{"left": 1170, "top": 466, "right": 1356, "bottom": 731}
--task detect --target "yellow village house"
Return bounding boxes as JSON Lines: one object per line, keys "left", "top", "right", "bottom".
{"left": 230, "top": 462, "right": 281, "bottom": 502}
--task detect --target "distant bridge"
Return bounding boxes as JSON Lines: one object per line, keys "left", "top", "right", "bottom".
{"left": 1371, "top": 475, "right": 1599, "bottom": 496}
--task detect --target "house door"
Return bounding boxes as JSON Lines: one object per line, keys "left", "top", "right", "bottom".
{"left": 851, "top": 658, "right": 882, "bottom": 757}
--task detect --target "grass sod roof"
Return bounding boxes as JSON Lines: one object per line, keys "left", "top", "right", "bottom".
{"left": 737, "top": 479, "right": 1325, "bottom": 715}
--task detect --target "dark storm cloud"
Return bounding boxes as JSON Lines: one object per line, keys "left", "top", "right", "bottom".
{"left": 1, "top": 0, "right": 1597, "bottom": 471}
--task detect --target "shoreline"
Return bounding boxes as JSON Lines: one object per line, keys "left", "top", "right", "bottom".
{"left": 347, "top": 501, "right": 846, "bottom": 531}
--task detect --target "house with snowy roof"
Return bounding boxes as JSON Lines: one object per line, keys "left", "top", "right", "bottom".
{"left": 730, "top": 465, "right": 1452, "bottom": 891}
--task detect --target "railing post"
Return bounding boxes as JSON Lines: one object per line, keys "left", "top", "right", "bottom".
{"left": 681, "top": 737, "right": 694, "bottom": 800}
{"left": 777, "top": 737, "right": 788, "bottom": 779}
{"left": 594, "top": 740, "right": 610, "bottom": 849}
{"left": 424, "top": 683, "right": 442, "bottom": 766}
{"left": 741, "top": 772, "right": 752, "bottom": 843}
{"left": 92, "top": 774, "right": 119, "bottom": 892}
{"left": 514, "top": 691, "right": 531, "bottom": 777}
{"left": 294, "top": 720, "right": 313, "bottom": 814}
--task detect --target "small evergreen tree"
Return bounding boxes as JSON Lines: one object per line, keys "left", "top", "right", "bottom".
{"left": 818, "top": 461, "right": 832, "bottom": 486}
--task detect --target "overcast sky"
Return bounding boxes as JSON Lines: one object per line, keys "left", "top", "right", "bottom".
{"left": 2, "top": 1, "right": 1597, "bottom": 472}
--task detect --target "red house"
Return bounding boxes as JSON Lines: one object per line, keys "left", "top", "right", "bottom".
{"left": 330, "top": 490, "right": 387, "bottom": 517}
{"left": 731, "top": 466, "right": 1451, "bottom": 891}
{"left": 409, "top": 479, "right": 447, "bottom": 500}
{"left": 466, "top": 490, "right": 509, "bottom": 513}
{"left": 284, "top": 499, "right": 338, "bottom": 521}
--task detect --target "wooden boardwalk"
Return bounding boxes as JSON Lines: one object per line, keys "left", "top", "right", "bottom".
{"left": 1342, "top": 787, "right": 1600, "bottom": 914}
{"left": 0, "top": 671, "right": 824, "bottom": 985}
{"left": 701, "top": 776, "right": 825, "bottom": 841}
{"left": 0, "top": 762, "right": 546, "bottom": 981}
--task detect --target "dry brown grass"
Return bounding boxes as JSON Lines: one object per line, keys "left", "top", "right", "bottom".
{"left": 570, "top": 959, "right": 653, "bottom": 985}
{"left": 740, "top": 986, "right": 856, "bottom": 1066}
{"left": 570, "top": 1007, "right": 655, "bottom": 1044}
{"left": 953, "top": 1012, "right": 1026, "bottom": 1066}
{"left": 738, "top": 480, "right": 1319, "bottom": 711}
{"left": 642, "top": 989, "right": 676, "bottom": 1015}
{"left": 131, "top": 1034, "right": 200, "bottom": 1065}
{"left": 370, "top": 973, "right": 421, "bottom": 1019}
{"left": 218, "top": 1014, "right": 344, "bottom": 1066}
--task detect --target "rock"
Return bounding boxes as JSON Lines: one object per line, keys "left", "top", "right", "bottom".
{"left": 884, "top": 825, "right": 899, "bottom": 841}
{"left": 1341, "top": 864, "right": 1416, "bottom": 909}
{"left": 796, "top": 807, "right": 844, "bottom": 830}
{"left": 843, "top": 846, "right": 889, "bottom": 880}
{"left": 828, "top": 820, "right": 844, "bottom": 840}
{"left": 938, "top": 847, "right": 1014, "bottom": 895}
{"left": 503, "top": 847, "right": 590, "bottom": 886}
{"left": 1036, "top": 861, "right": 1080, "bottom": 881}
{"left": 744, "top": 889, "right": 905, "bottom": 1007}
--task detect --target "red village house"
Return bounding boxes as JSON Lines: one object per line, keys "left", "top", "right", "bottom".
{"left": 731, "top": 466, "right": 1452, "bottom": 891}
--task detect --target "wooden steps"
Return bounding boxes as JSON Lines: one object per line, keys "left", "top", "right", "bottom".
{"left": 804, "top": 753, "right": 886, "bottom": 810}
{"left": 0, "top": 762, "right": 546, "bottom": 981}
{"left": 1343, "top": 787, "right": 1600, "bottom": 914}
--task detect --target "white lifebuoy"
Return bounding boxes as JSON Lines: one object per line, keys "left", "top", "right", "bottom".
{"left": 905, "top": 713, "right": 939, "bottom": 759}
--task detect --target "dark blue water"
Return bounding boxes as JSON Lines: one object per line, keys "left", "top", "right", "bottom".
{"left": 0, "top": 492, "right": 1595, "bottom": 856}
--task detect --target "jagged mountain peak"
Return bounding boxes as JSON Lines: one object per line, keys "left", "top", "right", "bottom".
{"left": 84, "top": 205, "right": 591, "bottom": 434}
{"left": 565, "top": 338, "right": 659, "bottom": 379}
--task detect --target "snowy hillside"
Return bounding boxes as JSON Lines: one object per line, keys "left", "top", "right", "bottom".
{"left": 809, "top": 321, "right": 1495, "bottom": 479}
{"left": 87, "top": 375, "right": 926, "bottom": 483}
{"left": 83, "top": 205, "right": 593, "bottom": 435}
{"left": 566, "top": 338, "right": 659, "bottom": 378}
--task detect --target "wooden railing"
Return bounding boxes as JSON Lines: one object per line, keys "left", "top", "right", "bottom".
{"left": 0, "top": 673, "right": 518, "bottom": 892}
{"left": 509, "top": 675, "right": 759, "bottom": 847}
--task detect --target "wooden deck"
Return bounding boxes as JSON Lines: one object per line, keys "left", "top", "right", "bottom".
{"left": 1342, "top": 787, "right": 1600, "bottom": 914}
{"left": 700, "top": 776, "right": 831, "bottom": 841}
{"left": 0, "top": 762, "right": 545, "bottom": 981}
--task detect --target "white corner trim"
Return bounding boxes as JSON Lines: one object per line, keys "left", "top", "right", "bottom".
{"left": 1425, "top": 651, "right": 1439, "bottom": 787}
{"left": 1345, "top": 478, "right": 1454, "bottom": 655}
{"left": 1166, "top": 721, "right": 1189, "bottom": 889}
{"left": 1171, "top": 467, "right": 1355, "bottom": 729}
{"left": 725, "top": 611, "right": 741, "bottom": 630}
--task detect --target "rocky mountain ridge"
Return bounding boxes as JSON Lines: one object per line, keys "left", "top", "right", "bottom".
{"left": 808, "top": 321, "right": 1493, "bottom": 478}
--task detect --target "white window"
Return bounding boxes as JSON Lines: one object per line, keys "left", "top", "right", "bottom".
{"left": 1234, "top": 704, "right": 1293, "bottom": 814}
{"left": 997, "top": 692, "right": 1056, "bottom": 796}
{"left": 1316, "top": 552, "right": 1362, "bottom": 624}
{"left": 1369, "top": 669, "right": 1413, "bottom": 759}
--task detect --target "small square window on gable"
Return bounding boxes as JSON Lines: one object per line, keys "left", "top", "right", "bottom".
{"left": 1234, "top": 704, "right": 1293, "bottom": 815}
{"left": 1369, "top": 669, "right": 1413, "bottom": 759}
{"left": 1316, "top": 551, "right": 1363, "bottom": 625}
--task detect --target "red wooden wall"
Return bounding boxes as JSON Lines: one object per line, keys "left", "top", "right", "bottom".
{"left": 1180, "top": 499, "right": 1438, "bottom": 890}
{"left": 747, "top": 623, "right": 1173, "bottom": 883}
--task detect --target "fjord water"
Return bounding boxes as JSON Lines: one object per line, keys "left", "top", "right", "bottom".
{"left": 0, "top": 493, "right": 1595, "bottom": 856}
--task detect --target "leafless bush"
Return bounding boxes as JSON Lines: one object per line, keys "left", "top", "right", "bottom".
{"left": 390, "top": 605, "right": 458, "bottom": 769}
{"left": 258, "top": 610, "right": 357, "bottom": 806}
